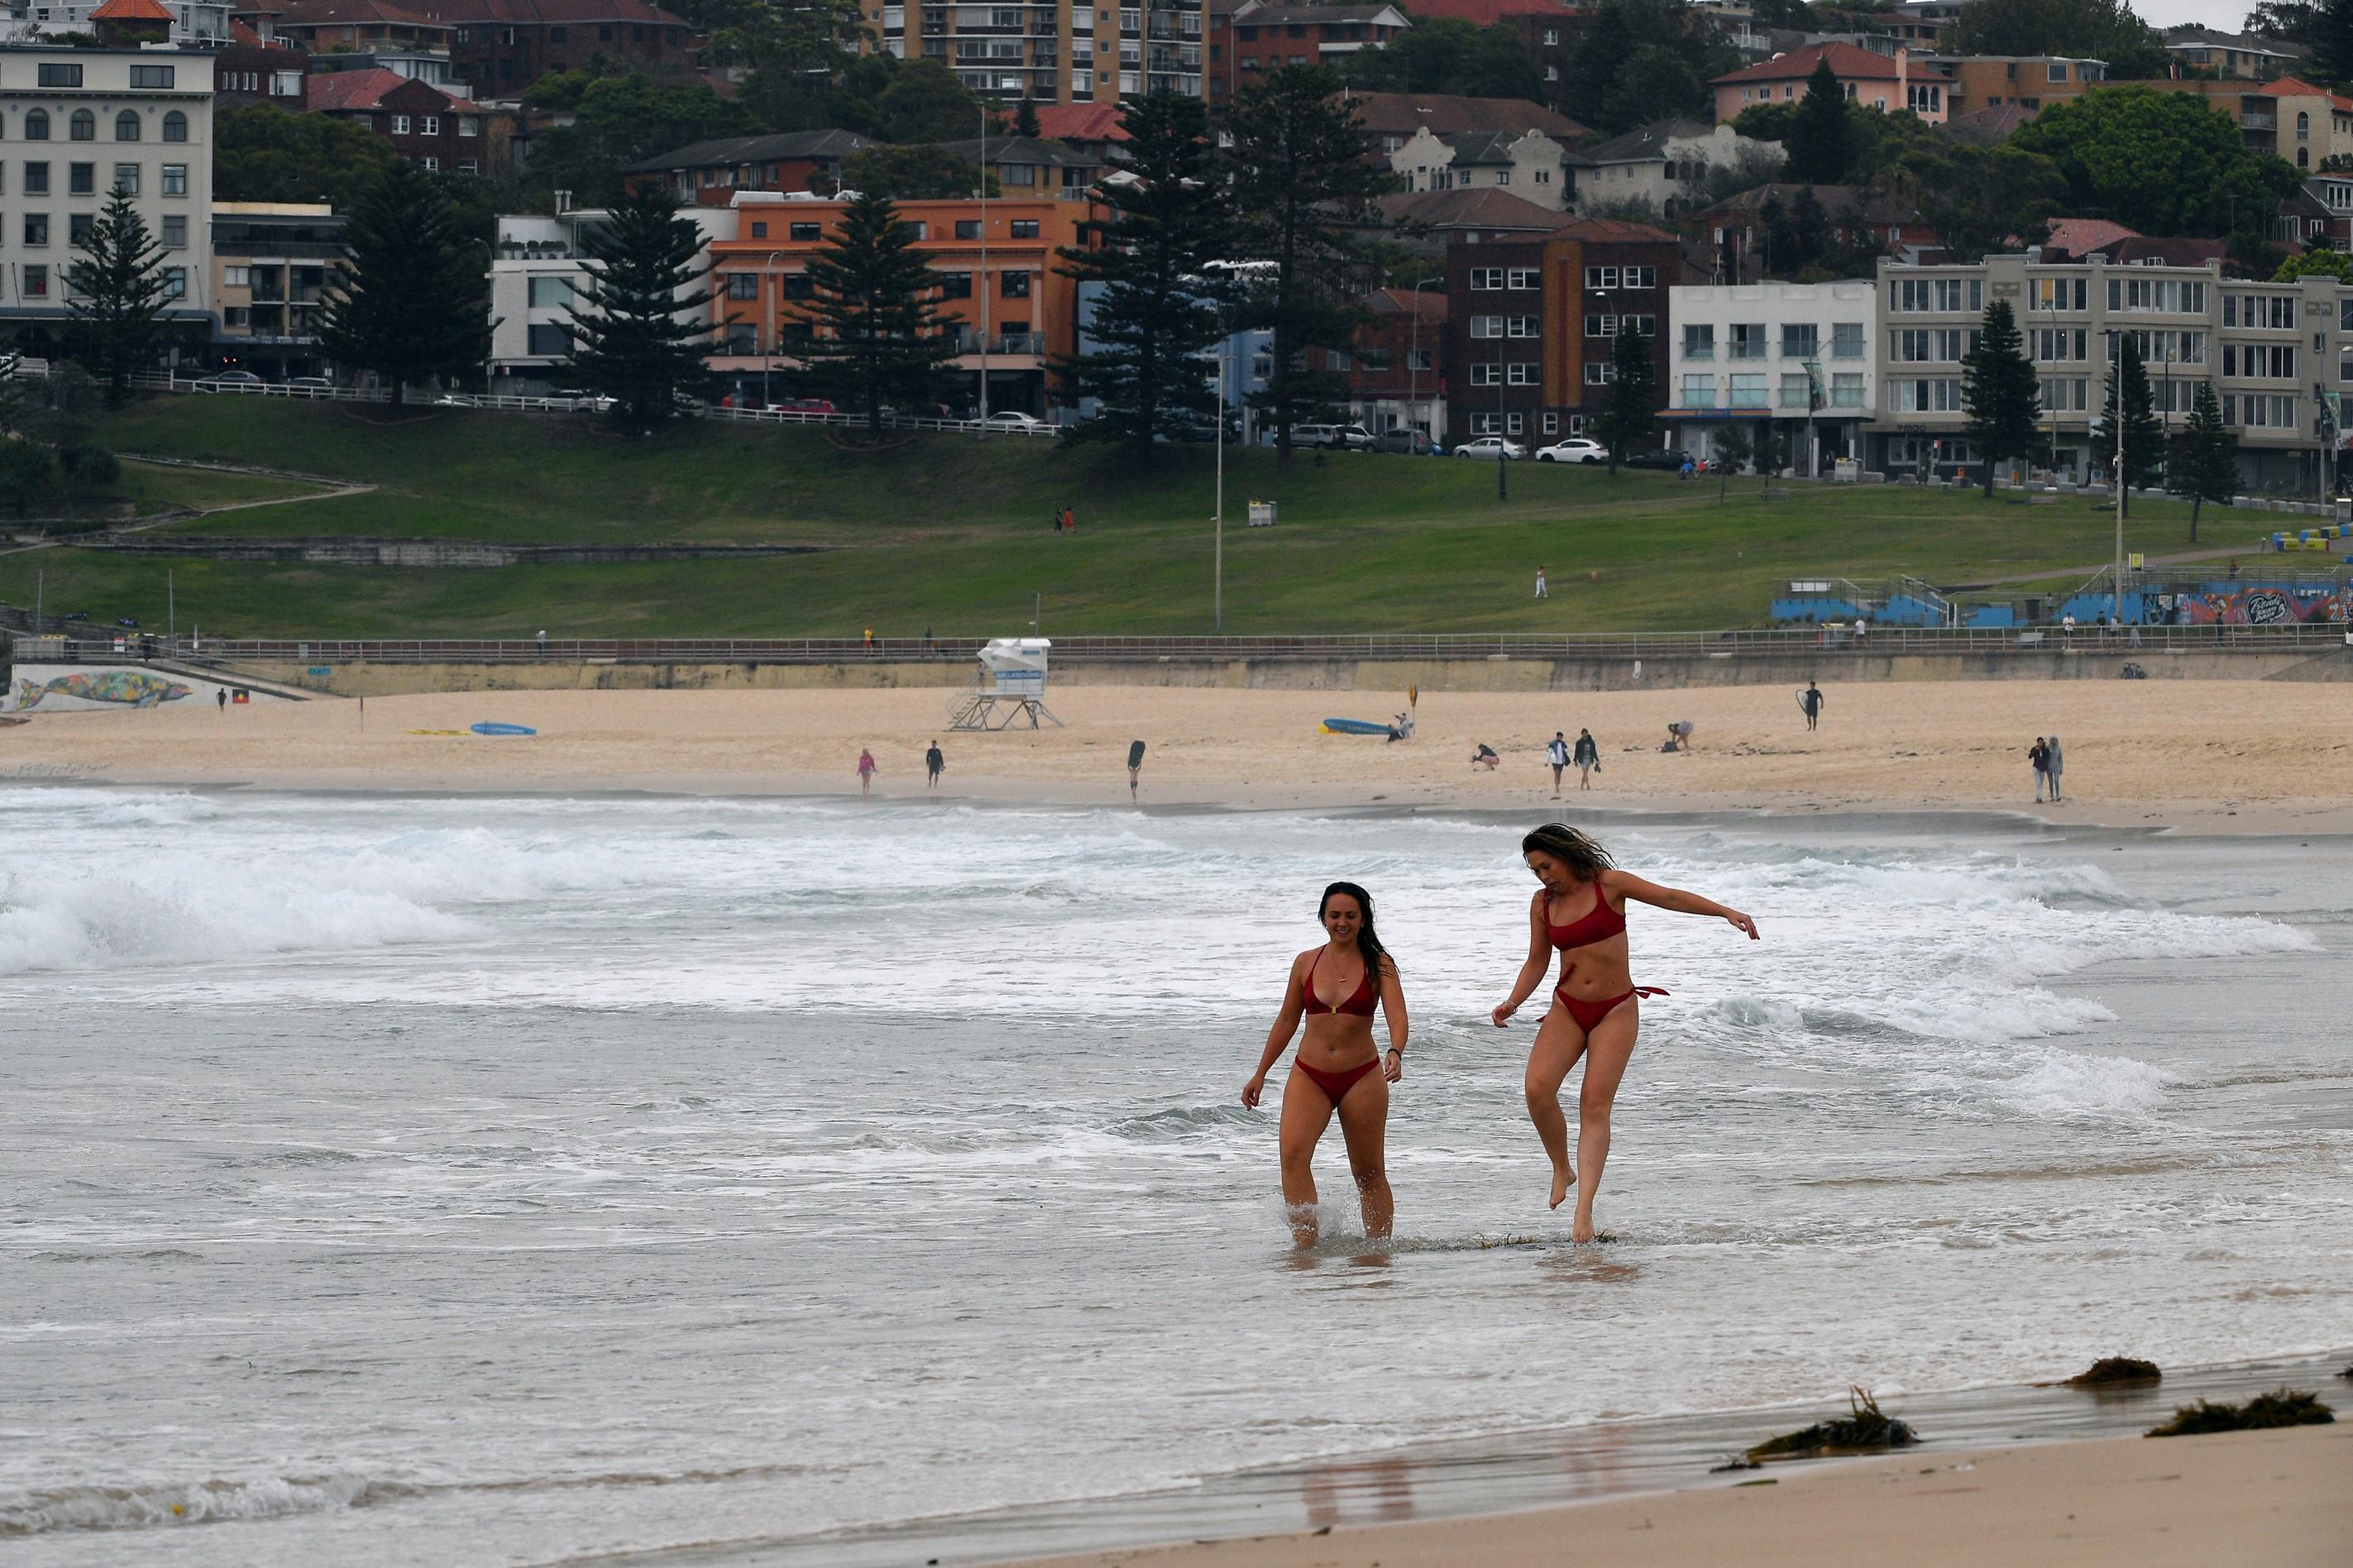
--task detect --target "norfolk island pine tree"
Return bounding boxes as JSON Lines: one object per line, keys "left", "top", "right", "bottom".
{"left": 65, "top": 189, "right": 171, "bottom": 409}
{"left": 1593, "top": 327, "right": 1661, "bottom": 476}
{"left": 2093, "top": 331, "right": 2164, "bottom": 516}
{"left": 2167, "top": 378, "right": 2237, "bottom": 542}
{"left": 1962, "top": 299, "right": 2039, "bottom": 496}
{"left": 795, "top": 190, "right": 961, "bottom": 435}
{"left": 563, "top": 184, "right": 718, "bottom": 431}
{"left": 317, "top": 160, "right": 490, "bottom": 409}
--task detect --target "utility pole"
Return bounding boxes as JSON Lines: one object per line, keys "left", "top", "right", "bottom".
{"left": 977, "top": 101, "right": 991, "bottom": 433}
{"left": 2111, "top": 330, "right": 2125, "bottom": 627}
{"left": 1496, "top": 346, "right": 1508, "bottom": 501}
{"left": 1214, "top": 352, "right": 1225, "bottom": 632}
{"left": 167, "top": 569, "right": 175, "bottom": 648}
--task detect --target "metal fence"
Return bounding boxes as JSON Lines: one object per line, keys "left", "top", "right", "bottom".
{"left": 12, "top": 625, "right": 2343, "bottom": 667}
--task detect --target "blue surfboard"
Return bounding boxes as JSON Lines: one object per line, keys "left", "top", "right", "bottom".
{"left": 471, "top": 722, "right": 538, "bottom": 737}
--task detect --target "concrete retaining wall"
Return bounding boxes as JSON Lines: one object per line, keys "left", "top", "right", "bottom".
{"left": 77, "top": 538, "right": 825, "bottom": 566}
{"left": 236, "top": 646, "right": 2353, "bottom": 699}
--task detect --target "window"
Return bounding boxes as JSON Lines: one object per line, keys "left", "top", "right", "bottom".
{"left": 528, "top": 323, "right": 571, "bottom": 356}
{"left": 1831, "top": 372, "right": 1863, "bottom": 408}
{"left": 750, "top": 221, "right": 768, "bottom": 240}
{"left": 163, "top": 266, "right": 186, "bottom": 300}
{"left": 1506, "top": 361, "right": 1538, "bottom": 385}
{"left": 1506, "top": 267, "right": 1538, "bottom": 289}
{"left": 1624, "top": 265, "right": 1657, "bottom": 289}
{"left": 1585, "top": 361, "right": 1616, "bottom": 385}
{"left": 113, "top": 163, "right": 139, "bottom": 194}
{"left": 1507, "top": 316, "right": 1538, "bottom": 337}
{"left": 727, "top": 273, "right": 758, "bottom": 299}
{"left": 69, "top": 213, "right": 94, "bottom": 246}
{"left": 1506, "top": 413, "right": 1523, "bottom": 435}
{"left": 23, "top": 264, "right": 46, "bottom": 297}
{"left": 955, "top": 219, "right": 981, "bottom": 239}
{"left": 130, "top": 64, "right": 175, "bottom": 88}
{"left": 69, "top": 163, "right": 93, "bottom": 195}
{"left": 26, "top": 111, "right": 50, "bottom": 141}
{"left": 421, "top": 116, "right": 440, "bottom": 136}
{"left": 1892, "top": 277, "right": 1973, "bottom": 313}
{"left": 1470, "top": 266, "right": 1503, "bottom": 290}
{"left": 1779, "top": 372, "right": 1812, "bottom": 409}
{"left": 70, "top": 111, "right": 95, "bottom": 143}
{"left": 458, "top": 160, "right": 478, "bottom": 176}
{"left": 162, "top": 164, "right": 186, "bottom": 195}
{"left": 1586, "top": 314, "right": 1617, "bottom": 337}
{"left": 1002, "top": 270, "right": 1031, "bottom": 298}
{"left": 1730, "top": 372, "right": 1767, "bottom": 407}
{"left": 1888, "top": 377, "right": 1963, "bottom": 413}
{"left": 1683, "top": 324, "right": 1715, "bottom": 360}
{"left": 1010, "top": 219, "right": 1039, "bottom": 239}
{"left": 1680, "top": 372, "right": 1715, "bottom": 408}
{"left": 940, "top": 271, "right": 973, "bottom": 299}
{"left": 116, "top": 112, "right": 141, "bottom": 142}
{"left": 273, "top": 72, "right": 302, "bottom": 98}
{"left": 790, "top": 222, "right": 821, "bottom": 241}
{"left": 1781, "top": 323, "right": 1819, "bottom": 358}
{"left": 1621, "top": 313, "right": 1656, "bottom": 337}
{"left": 37, "top": 64, "right": 83, "bottom": 88}
{"left": 391, "top": 116, "right": 412, "bottom": 135}
{"left": 533, "top": 279, "right": 577, "bottom": 312}
{"left": 1583, "top": 265, "right": 1618, "bottom": 289}
{"left": 1469, "top": 412, "right": 1498, "bottom": 434}
{"left": 162, "top": 215, "right": 185, "bottom": 248}
{"left": 460, "top": 117, "right": 481, "bottom": 138}
{"left": 1729, "top": 323, "right": 1767, "bottom": 360}
{"left": 422, "top": 157, "right": 440, "bottom": 172}
{"left": 727, "top": 324, "right": 756, "bottom": 356}
{"left": 25, "top": 162, "right": 49, "bottom": 195}
{"left": 224, "top": 265, "right": 250, "bottom": 287}
{"left": 163, "top": 111, "right": 187, "bottom": 143}
{"left": 782, "top": 273, "right": 814, "bottom": 299}
{"left": 1470, "top": 362, "right": 1499, "bottom": 386}
{"left": 1470, "top": 314, "right": 1504, "bottom": 338}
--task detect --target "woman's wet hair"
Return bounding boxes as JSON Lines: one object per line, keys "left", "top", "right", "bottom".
{"left": 1520, "top": 823, "right": 1614, "bottom": 882}
{"left": 1318, "top": 881, "right": 1391, "bottom": 978}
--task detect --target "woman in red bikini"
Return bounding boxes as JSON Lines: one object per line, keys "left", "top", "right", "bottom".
{"left": 1491, "top": 824, "right": 1757, "bottom": 1242}
{"left": 1242, "top": 882, "right": 1409, "bottom": 1247}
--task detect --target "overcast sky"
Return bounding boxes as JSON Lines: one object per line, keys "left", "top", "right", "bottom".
{"left": 2132, "top": 0, "right": 2250, "bottom": 29}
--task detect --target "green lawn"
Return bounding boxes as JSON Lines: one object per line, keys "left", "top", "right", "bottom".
{"left": 0, "top": 395, "right": 2253, "bottom": 638}
{"left": 117, "top": 460, "right": 336, "bottom": 514}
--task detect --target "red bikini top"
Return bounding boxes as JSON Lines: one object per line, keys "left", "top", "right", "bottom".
{"left": 1543, "top": 886, "right": 1626, "bottom": 949}
{"left": 1300, "top": 949, "right": 1378, "bottom": 1016}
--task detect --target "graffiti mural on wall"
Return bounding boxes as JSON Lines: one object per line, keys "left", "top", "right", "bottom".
{"left": 2168, "top": 587, "right": 2349, "bottom": 626}
{"left": 13, "top": 670, "right": 194, "bottom": 710}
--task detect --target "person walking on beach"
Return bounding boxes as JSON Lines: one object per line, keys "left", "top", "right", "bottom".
{"left": 1492, "top": 824, "right": 1758, "bottom": 1241}
{"left": 216, "top": 688, "right": 227, "bottom": 713}
{"left": 1801, "top": 681, "right": 1824, "bottom": 731}
{"left": 2030, "top": 737, "right": 2049, "bottom": 802}
{"left": 857, "top": 747, "right": 877, "bottom": 797}
{"left": 925, "top": 740, "right": 945, "bottom": 790}
{"left": 1547, "top": 731, "right": 1570, "bottom": 796}
{"left": 1572, "top": 728, "right": 1600, "bottom": 790}
{"left": 2045, "top": 733, "right": 2064, "bottom": 803}
{"left": 1127, "top": 739, "right": 1145, "bottom": 801}
{"left": 1535, "top": 566, "right": 1548, "bottom": 600}
{"left": 1242, "top": 882, "right": 1409, "bottom": 1247}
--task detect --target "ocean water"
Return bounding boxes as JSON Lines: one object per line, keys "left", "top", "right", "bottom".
{"left": 3, "top": 789, "right": 2350, "bottom": 1566}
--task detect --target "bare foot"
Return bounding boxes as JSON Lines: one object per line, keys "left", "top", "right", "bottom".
{"left": 1570, "top": 1209, "right": 1597, "bottom": 1244}
{"left": 1548, "top": 1159, "right": 1573, "bottom": 1210}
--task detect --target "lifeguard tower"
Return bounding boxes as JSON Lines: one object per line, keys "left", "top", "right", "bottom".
{"left": 947, "top": 637, "right": 1064, "bottom": 730}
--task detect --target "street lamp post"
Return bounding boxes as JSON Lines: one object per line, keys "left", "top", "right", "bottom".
{"left": 1495, "top": 335, "right": 1508, "bottom": 501}
{"left": 976, "top": 102, "right": 991, "bottom": 433}
{"left": 1407, "top": 275, "right": 1440, "bottom": 447}
{"left": 2106, "top": 329, "right": 2125, "bottom": 626}
{"left": 1214, "top": 352, "right": 1225, "bottom": 631}
{"left": 757, "top": 246, "right": 792, "bottom": 409}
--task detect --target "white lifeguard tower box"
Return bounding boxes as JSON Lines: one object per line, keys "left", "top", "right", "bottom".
{"left": 948, "top": 637, "right": 1064, "bottom": 730}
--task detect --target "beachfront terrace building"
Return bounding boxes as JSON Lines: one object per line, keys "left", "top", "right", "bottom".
{"left": 1868, "top": 255, "right": 2353, "bottom": 491}
{"left": 864, "top": 0, "right": 1203, "bottom": 108}
{"left": 1663, "top": 280, "right": 1876, "bottom": 476}
{"left": 486, "top": 201, "right": 739, "bottom": 395}
{"left": 1208, "top": 0, "right": 1401, "bottom": 103}
{"left": 1710, "top": 41, "right": 1945, "bottom": 126}
{"left": 208, "top": 200, "right": 343, "bottom": 378}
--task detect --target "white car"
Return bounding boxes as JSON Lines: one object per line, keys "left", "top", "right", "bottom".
{"left": 1535, "top": 437, "right": 1605, "bottom": 464}
{"left": 978, "top": 409, "right": 1047, "bottom": 431}
{"left": 1454, "top": 436, "right": 1526, "bottom": 461}
{"left": 194, "top": 370, "right": 264, "bottom": 394}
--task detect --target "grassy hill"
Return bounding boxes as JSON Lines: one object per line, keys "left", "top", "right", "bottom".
{"left": 0, "top": 396, "right": 2237, "bottom": 638}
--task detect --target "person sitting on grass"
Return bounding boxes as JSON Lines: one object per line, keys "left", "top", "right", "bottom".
{"left": 1471, "top": 743, "right": 1500, "bottom": 770}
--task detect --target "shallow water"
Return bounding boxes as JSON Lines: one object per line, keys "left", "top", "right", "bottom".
{"left": 3, "top": 790, "right": 2349, "bottom": 1566}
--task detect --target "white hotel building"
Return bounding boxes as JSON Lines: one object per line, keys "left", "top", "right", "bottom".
{"left": 0, "top": 45, "right": 213, "bottom": 353}
{"left": 1663, "top": 280, "right": 1877, "bottom": 475}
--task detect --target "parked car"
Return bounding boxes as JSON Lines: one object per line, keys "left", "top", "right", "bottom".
{"left": 1621, "top": 447, "right": 1688, "bottom": 471}
{"left": 431, "top": 394, "right": 480, "bottom": 409}
{"left": 545, "top": 388, "right": 617, "bottom": 413}
{"left": 1453, "top": 436, "right": 1526, "bottom": 461}
{"left": 284, "top": 376, "right": 335, "bottom": 398}
{"left": 772, "top": 397, "right": 836, "bottom": 415}
{"left": 1374, "top": 428, "right": 1437, "bottom": 455}
{"left": 194, "top": 370, "right": 264, "bottom": 394}
{"left": 61, "top": 610, "right": 90, "bottom": 622}
{"left": 1535, "top": 437, "right": 1606, "bottom": 465}
{"left": 977, "top": 409, "right": 1048, "bottom": 432}
{"left": 114, "top": 616, "right": 141, "bottom": 629}
{"left": 1291, "top": 422, "right": 1374, "bottom": 452}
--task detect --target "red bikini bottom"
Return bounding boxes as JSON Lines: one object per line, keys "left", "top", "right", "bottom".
{"left": 1295, "top": 1057, "right": 1380, "bottom": 1106}
{"left": 1555, "top": 985, "right": 1667, "bottom": 1032}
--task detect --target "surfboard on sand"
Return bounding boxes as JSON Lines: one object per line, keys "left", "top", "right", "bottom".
{"left": 470, "top": 722, "right": 538, "bottom": 737}
{"left": 1321, "top": 718, "right": 1391, "bottom": 736}
{"left": 408, "top": 728, "right": 466, "bottom": 736}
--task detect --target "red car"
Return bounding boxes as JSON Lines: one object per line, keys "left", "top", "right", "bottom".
{"left": 772, "top": 398, "right": 835, "bottom": 414}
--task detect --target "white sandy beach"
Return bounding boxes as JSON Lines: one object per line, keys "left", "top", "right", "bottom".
{"left": 6, "top": 678, "right": 2351, "bottom": 833}
{"left": 1000, "top": 1424, "right": 2352, "bottom": 1568}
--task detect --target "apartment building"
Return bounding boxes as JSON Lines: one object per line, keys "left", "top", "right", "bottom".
{"left": 1927, "top": 55, "right": 2106, "bottom": 117}
{"left": 1710, "top": 41, "right": 1945, "bottom": 125}
{"left": 1869, "top": 256, "right": 2349, "bottom": 490}
{"left": 1389, "top": 126, "right": 1568, "bottom": 210}
{"left": 704, "top": 192, "right": 1088, "bottom": 416}
{"left": 0, "top": 45, "right": 214, "bottom": 354}
{"left": 623, "top": 131, "right": 878, "bottom": 207}
{"left": 1208, "top": 1, "right": 1404, "bottom": 104}
{"left": 209, "top": 200, "right": 342, "bottom": 377}
{"left": 869, "top": 0, "right": 1203, "bottom": 108}
{"left": 0, "top": 0, "right": 228, "bottom": 45}
{"left": 1663, "top": 280, "right": 1875, "bottom": 474}
{"left": 1342, "top": 283, "right": 1446, "bottom": 440}
{"left": 438, "top": 0, "right": 693, "bottom": 97}
{"left": 1562, "top": 119, "right": 1773, "bottom": 218}
{"left": 486, "top": 201, "right": 739, "bottom": 394}
{"left": 305, "top": 69, "right": 486, "bottom": 173}
{"left": 2164, "top": 27, "right": 2304, "bottom": 81}
{"left": 1441, "top": 216, "right": 1678, "bottom": 446}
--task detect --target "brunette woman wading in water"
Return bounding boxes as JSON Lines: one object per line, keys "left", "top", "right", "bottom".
{"left": 1492, "top": 825, "right": 1757, "bottom": 1242}
{"left": 1243, "top": 882, "right": 1409, "bottom": 1248}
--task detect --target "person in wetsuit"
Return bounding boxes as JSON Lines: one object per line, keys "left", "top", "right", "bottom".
{"left": 1243, "top": 882, "right": 1410, "bottom": 1247}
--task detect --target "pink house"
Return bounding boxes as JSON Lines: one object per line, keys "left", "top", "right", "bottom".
{"left": 1711, "top": 41, "right": 1946, "bottom": 126}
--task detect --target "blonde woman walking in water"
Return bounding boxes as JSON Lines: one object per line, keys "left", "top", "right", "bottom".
{"left": 1492, "top": 825, "right": 1757, "bottom": 1241}
{"left": 1243, "top": 882, "right": 1408, "bottom": 1247}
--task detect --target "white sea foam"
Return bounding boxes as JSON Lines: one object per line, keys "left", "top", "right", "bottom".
{"left": 0, "top": 1472, "right": 386, "bottom": 1534}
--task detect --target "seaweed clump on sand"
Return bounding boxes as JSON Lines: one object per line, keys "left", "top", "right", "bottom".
{"left": 1745, "top": 1388, "right": 1920, "bottom": 1462}
{"left": 2145, "top": 1389, "right": 2336, "bottom": 1437}
{"left": 2064, "top": 1357, "right": 2162, "bottom": 1387}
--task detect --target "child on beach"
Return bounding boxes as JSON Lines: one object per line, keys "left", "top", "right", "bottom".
{"left": 857, "top": 748, "right": 877, "bottom": 797}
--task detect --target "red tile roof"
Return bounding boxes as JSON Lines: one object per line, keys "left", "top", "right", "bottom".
{"left": 1712, "top": 41, "right": 1901, "bottom": 86}
{"left": 1034, "top": 103, "right": 1129, "bottom": 143}
{"left": 90, "top": 0, "right": 176, "bottom": 18}
{"left": 1379, "top": 0, "right": 1569, "bottom": 20}
{"left": 412, "top": 0, "right": 686, "bottom": 23}
{"left": 279, "top": 0, "right": 449, "bottom": 30}
{"left": 2041, "top": 217, "right": 2139, "bottom": 258}
{"left": 1344, "top": 88, "right": 1590, "bottom": 141}
{"left": 1546, "top": 215, "right": 1677, "bottom": 243}
{"left": 305, "top": 66, "right": 452, "bottom": 112}
{"left": 229, "top": 17, "right": 266, "bottom": 42}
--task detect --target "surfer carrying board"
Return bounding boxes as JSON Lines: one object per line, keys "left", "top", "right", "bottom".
{"left": 1491, "top": 824, "right": 1758, "bottom": 1241}
{"left": 1242, "top": 882, "right": 1409, "bottom": 1247}
{"left": 1799, "top": 681, "right": 1824, "bottom": 731}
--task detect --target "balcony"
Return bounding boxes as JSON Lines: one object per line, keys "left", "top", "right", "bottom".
{"left": 2241, "top": 112, "right": 2276, "bottom": 130}
{"left": 1729, "top": 342, "right": 1767, "bottom": 361}
{"left": 1683, "top": 346, "right": 1714, "bottom": 361}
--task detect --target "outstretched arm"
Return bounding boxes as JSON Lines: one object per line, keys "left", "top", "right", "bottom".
{"left": 1243, "top": 958, "right": 1308, "bottom": 1107}
{"left": 1378, "top": 958, "right": 1409, "bottom": 1081}
{"left": 1606, "top": 869, "right": 1759, "bottom": 940}
{"left": 1491, "top": 896, "right": 1553, "bottom": 1025}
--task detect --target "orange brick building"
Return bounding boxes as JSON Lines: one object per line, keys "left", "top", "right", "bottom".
{"left": 705, "top": 194, "right": 1091, "bottom": 416}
